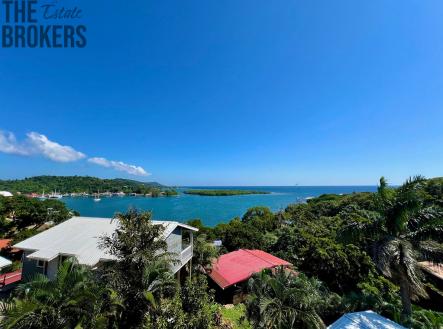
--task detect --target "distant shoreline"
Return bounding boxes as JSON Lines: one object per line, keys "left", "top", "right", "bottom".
{"left": 183, "top": 189, "right": 271, "bottom": 196}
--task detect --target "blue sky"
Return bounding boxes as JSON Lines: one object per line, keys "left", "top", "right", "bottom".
{"left": 1, "top": 0, "right": 442, "bottom": 186}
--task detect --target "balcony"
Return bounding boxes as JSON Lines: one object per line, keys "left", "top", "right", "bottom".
{"left": 171, "top": 244, "right": 193, "bottom": 273}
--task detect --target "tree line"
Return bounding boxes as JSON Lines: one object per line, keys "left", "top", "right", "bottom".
{"left": 0, "top": 176, "right": 163, "bottom": 194}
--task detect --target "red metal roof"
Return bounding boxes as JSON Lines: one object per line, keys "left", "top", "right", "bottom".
{"left": 0, "top": 269, "right": 22, "bottom": 287}
{"left": 208, "top": 249, "right": 291, "bottom": 289}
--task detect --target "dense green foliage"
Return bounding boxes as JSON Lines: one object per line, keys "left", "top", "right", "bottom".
{"left": 2, "top": 259, "right": 122, "bottom": 328}
{"left": 163, "top": 189, "right": 179, "bottom": 196}
{"left": 340, "top": 176, "right": 443, "bottom": 324}
{"left": 193, "top": 176, "right": 443, "bottom": 327}
{"left": 219, "top": 304, "right": 251, "bottom": 329}
{"left": 0, "top": 175, "right": 162, "bottom": 194}
{"left": 144, "top": 274, "right": 218, "bottom": 329}
{"left": 0, "top": 195, "right": 72, "bottom": 227}
{"left": 183, "top": 190, "right": 270, "bottom": 196}
{"left": 246, "top": 268, "right": 337, "bottom": 329}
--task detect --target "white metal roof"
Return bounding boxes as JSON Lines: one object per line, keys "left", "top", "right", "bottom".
{"left": 328, "top": 311, "right": 406, "bottom": 329}
{"left": 0, "top": 191, "right": 13, "bottom": 197}
{"left": 0, "top": 256, "right": 12, "bottom": 269}
{"left": 27, "top": 249, "right": 59, "bottom": 261}
{"left": 14, "top": 216, "right": 198, "bottom": 267}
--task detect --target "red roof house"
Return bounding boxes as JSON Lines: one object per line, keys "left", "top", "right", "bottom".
{"left": 0, "top": 239, "right": 20, "bottom": 253}
{"left": 0, "top": 269, "right": 22, "bottom": 290}
{"left": 208, "top": 249, "right": 291, "bottom": 289}
{"left": 0, "top": 239, "right": 12, "bottom": 250}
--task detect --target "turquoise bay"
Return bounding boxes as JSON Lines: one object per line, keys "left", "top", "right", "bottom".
{"left": 61, "top": 186, "right": 377, "bottom": 226}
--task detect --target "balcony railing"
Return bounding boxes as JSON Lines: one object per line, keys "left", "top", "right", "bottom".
{"left": 171, "top": 245, "right": 193, "bottom": 273}
{"left": 181, "top": 245, "right": 192, "bottom": 263}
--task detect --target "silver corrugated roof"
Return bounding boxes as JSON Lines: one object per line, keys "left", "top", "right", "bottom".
{"left": 14, "top": 216, "right": 197, "bottom": 267}
{"left": 328, "top": 310, "right": 406, "bottom": 329}
{"left": 27, "top": 249, "right": 59, "bottom": 261}
{"left": 0, "top": 256, "right": 12, "bottom": 269}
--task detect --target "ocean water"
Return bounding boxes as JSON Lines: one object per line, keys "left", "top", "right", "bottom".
{"left": 61, "top": 186, "right": 377, "bottom": 227}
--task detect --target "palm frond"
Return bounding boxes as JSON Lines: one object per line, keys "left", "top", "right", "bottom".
{"left": 417, "top": 240, "right": 443, "bottom": 263}
{"left": 338, "top": 217, "right": 384, "bottom": 245}
{"left": 406, "top": 207, "right": 443, "bottom": 233}
{"left": 373, "top": 237, "right": 404, "bottom": 278}
{"left": 405, "top": 221, "right": 443, "bottom": 244}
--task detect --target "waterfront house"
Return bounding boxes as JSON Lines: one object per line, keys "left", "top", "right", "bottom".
{"left": 14, "top": 216, "right": 198, "bottom": 280}
{"left": 208, "top": 249, "right": 292, "bottom": 303}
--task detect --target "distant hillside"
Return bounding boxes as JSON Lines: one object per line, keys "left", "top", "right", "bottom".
{"left": 0, "top": 176, "right": 164, "bottom": 194}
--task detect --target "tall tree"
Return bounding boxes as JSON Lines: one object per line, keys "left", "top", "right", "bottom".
{"left": 340, "top": 176, "right": 443, "bottom": 323}
{"left": 192, "top": 233, "right": 218, "bottom": 273}
{"left": 100, "top": 209, "right": 177, "bottom": 328}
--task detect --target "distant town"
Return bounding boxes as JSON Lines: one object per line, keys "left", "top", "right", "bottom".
{"left": 0, "top": 175, "right": 178, "bottom": 200}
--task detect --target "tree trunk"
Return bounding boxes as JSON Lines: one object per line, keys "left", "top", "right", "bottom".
{"left": 399, "top": 279, "right": 412, "bottom": 323}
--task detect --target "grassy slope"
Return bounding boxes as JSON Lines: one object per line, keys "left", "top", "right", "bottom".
{"left": 220, "top": 304, "right": 252, "bottom": 329}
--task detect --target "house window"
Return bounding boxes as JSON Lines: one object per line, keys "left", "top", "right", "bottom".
{"left": 36, "top": 260, "right": 46, "bottom": 268}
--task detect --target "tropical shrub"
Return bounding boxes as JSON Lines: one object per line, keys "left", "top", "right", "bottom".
{"left": 246, "top": 268, "right": 336, "bottom": 329}
{"left": 2, "top": 259, "right": 120, "bottom": 329}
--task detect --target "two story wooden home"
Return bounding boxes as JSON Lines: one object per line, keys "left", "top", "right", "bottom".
{"left": 14, "top": 216, "right": 198, "bottom": 280}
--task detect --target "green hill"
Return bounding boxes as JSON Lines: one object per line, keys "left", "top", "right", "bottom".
{"left": 0, "top": 176, "right": 164, "bottom": 194}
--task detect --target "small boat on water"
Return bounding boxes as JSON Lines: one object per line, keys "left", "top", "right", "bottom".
{"left": 38, "top": 190, "right": 47, "bottom": 200}
{"left": 48, "top": 190, "right": 62, "bottom": 199}
{"left": 93, "top": 191, "right": 101, "bottom": 202}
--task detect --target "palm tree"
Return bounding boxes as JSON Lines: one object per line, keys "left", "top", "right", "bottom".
{"left": 142, "top": 259, "right": 177, "bottom": 311}
{"left": 246, "top": 267, "right": 328, "bottom": 329}
{"left": 340, "top": 176, "right": 443, "bottom": 323}
{"left": 2, "top": 259, "right": 120, "bottom": 329}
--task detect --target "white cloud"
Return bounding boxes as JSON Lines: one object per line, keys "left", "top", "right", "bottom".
{"left": 26, "top": 132, "right": 86, "bottom": 162}
{"left": 0, "top": 130, "right": 85, "bottom": 162}
{"left": 0, "top": 131, "right": 30, "bottom": 155}
{"left": 0, "top": 130, "right": 150, "bottom": 176}
{"left": 88, "top": 157, "right": 150, "bottom": 176}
